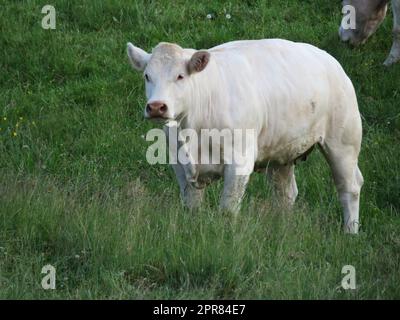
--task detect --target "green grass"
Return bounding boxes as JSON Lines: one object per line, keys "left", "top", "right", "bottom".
{"left": 0, "top": 0, "right": 399, "bottom": 299}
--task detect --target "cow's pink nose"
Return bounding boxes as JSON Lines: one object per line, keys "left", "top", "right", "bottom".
{"left": 146, "top": 101, "right": 168, "bottom": 118}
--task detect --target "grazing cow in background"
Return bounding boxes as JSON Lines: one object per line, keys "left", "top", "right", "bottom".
{"left": 339, "top": 0, "right": 400, "bottom": 66}
{"left": 127, "top": 39, "right": 364, "bottom": 233}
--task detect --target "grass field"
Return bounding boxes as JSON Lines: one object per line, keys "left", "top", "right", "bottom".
{"left": 0, "top": 0, "right": 399, "bottom": 299}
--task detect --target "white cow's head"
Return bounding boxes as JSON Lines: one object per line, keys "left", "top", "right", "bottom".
{"left": 339, "top": 0, "right": 389, "bottom": 45}
{"left": 127, "top": 42, "right": 210, "bottom": 121}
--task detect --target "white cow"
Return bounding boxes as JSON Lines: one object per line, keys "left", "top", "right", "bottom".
{"left": 127, "top": 39, "right": 364, "bottom": 234}
{"left": 339, "top": 0, "right": 400, "bottom": 66}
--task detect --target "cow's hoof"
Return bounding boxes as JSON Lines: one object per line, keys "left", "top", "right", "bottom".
{"left": 383, "top": 54, "right": 400, "bottom": 66}
{"left": 219, "top": 203, "right": 240, "bottom": 217}
{"left": 344, "top": 221, "right": 359, "bottom": 234}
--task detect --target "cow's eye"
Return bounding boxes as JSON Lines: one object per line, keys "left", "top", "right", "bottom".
{"left": 177, "top": 74, "right": 184, "bottom": 81}
{"left": 144, "top": 74, "right": 150, "bottom": 82}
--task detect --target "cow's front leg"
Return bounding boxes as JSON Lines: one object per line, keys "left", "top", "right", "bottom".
{"left": 172, "top": 163, "right": 204, "bottom": 209}
{"left": 220, "top": 165, "right": 250, "bottom": 214}
{"left": 220, "top": 163, "right": 253, "bottom": 214}
{"left": 165, "top": 124, "right": 203, "bottom": 209}
{"left": 384, "top": 0, "right": 400, "bottom": 66}
{"left": 220, "top": 132, "right": 257, "bottom": 214}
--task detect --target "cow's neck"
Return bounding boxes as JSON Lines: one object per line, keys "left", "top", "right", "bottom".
{"left": 183, "top": 61, "right": 221, "bottom": 131}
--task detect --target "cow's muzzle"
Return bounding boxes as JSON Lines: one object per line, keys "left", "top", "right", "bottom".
{"left": 338, "top": 26, "right": 352, "bottom": 42}
{"left": 145, "top": 101, "right": 168, "bottom": 119}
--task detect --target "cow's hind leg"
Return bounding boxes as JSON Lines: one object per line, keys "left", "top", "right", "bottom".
{"left": 267, "top": 163, "right": 298, "bottom": 207}
{"left": 384, "top": 0, "right": 400, "bottom": 66}
{"left": 320, "top": 142, "right": 363, "bottom": 234}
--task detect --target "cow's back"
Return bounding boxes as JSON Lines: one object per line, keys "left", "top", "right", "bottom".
{"left": 205, "top": 39, "right": 359, "bottom": 164}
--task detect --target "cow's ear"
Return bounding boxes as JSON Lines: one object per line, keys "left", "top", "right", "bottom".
{"left": 127, "top": 42, "right": 151, "bottom": 71}
{"left": 188, "top": 51, "right": 210, "bottom": 74}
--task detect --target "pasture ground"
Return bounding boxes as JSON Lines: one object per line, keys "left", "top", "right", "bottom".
{"left": 0, "top": 0, "right": 399, "bottom": 299}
